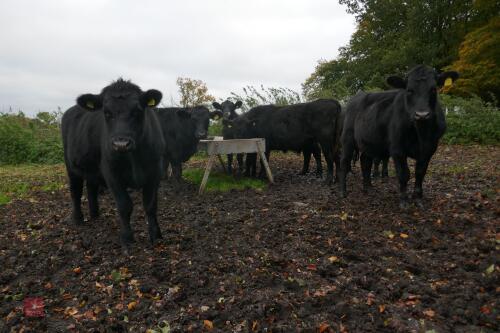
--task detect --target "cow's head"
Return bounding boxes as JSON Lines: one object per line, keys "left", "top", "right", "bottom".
{"left": 387, "top": 65, "right": 459, "bottom": 121}
{"left": 212, "top": 100, "right": 242, "bottom": 120}
{"left": 177, "top": 106, "right": 222, "bottom": 139}
{"left": 77, "top": 79, "right": 162, "bottom": 152}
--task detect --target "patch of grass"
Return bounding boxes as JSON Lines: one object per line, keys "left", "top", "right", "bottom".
{"left": 182, "top": 168, "right": 267, "bottom": 192}
{"left": 0, "top": 163, "right": 66, "bottom": 205}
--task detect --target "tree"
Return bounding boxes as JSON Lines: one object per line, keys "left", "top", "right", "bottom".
{"left": 446, "top": 17, "right": 500, "bottom": 103}
{"left": 304, "top": 0, "right": 499, "bottom": 99}
{"left": 176, "top": 77, "right": 215, "bottom": 107}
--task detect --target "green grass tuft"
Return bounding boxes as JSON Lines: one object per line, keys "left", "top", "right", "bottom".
{"left": 182, "top": 168, "right": 267, "bottom": 192}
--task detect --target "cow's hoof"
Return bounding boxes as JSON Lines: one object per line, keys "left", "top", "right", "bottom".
{"left": 149, "top": 226, "right": 163, "bottom": 245}
{"left": 70, "top": 213, "right": 84, "bottom": 225}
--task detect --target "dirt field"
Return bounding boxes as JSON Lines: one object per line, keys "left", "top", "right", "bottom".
{"left": 0, "top": 145, "right": 498, "bottom": 332}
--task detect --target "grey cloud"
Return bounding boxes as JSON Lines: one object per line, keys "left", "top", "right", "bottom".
{"left": 0, "top": 0, "right": 354, "bottom": 115}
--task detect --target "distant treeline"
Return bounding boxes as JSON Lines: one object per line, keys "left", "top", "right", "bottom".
{"left": 0, "top": 93, "right": 498, "bottom": 165}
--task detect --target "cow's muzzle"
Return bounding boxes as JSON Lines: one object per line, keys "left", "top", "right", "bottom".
{"left": 414, "top": 111, "right": 431, "bottom": 120}
{"left": 111, "top": 137, "right": 135, "bottom": 152}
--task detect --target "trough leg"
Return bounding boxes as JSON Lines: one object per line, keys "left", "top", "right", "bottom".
{"left": 199, "top": 155, "right": 215, "bottom": 194}
{"left": 257, "top": 146, "right": 274, "bottom": 183}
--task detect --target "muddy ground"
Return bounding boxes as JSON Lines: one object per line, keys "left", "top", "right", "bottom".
{"left": 0, "top": 145, "right": 498, "bottom": 333}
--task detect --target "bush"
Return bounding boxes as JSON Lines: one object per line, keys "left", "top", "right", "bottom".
{"left": 0, "top": 112, "right": 63, "bottom": 165}
{"left": 441, "top": 94, "right": 500, "bottom": 145}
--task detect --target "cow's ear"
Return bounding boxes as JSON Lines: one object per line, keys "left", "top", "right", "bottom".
{"left": 140, "top": 89, "right": 162, "bottom": 108}
{"left": 177, "top": 109, "right": 191, "bottom": 119}
{"left": 386, "top": 76, "right": 406, "bottom": 89}
{"left": 77, "top": 94, "right": 102, "bottom": 111}
{"left": 212, "top": 102, "right": 222, "bottom": 110}
{"left": 210, "top": 110, "right": 223, "bottom": 120}
{"left": 234, "top": 100, "right": 243, "bottom": 109}
{"left": 437, "top": 71, "right": 459, "bottom": 87}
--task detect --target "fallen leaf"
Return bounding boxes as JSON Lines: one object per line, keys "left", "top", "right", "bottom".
{"left": 400, "top": 233, "right": 409, "bottom": 239}
{"left": 480, "top": 305, "right": 491, "bottom": 314}
{"left": 423, "top": 309, "right": 435, "bottom": 317}
{"left": 319, "top": 322, "right": 329, "bottom": 333}
{"left": 379, "top": 304, "right": 385, "bottom": 313}
{"left": 383, "top": 230, "right": 395, "bottom": 239}
{"left": 307, "top": 264, "right": 317, "bottom": 271}
{"left": 328, "top": 256, "right": 339, "bottom": 263}
{"left": 115, "top": 303, "right": 124, "bottom": 310}
{"left": 485, "top": 264, "right": 495, "bottom": 274}
{"left": 252, "top": 320, "right": 258, "bottom": 331}
{"left": 203, "top": 319, "right": 214, "bottom": 330}
{"left": 73, "top": 267, "right": 82, "bottom": 274}
{"left": 127, "top": 301, "right": 137, "bottom": 311}
{"left": 340, "top": 212, "right": 348, "bottom": 221}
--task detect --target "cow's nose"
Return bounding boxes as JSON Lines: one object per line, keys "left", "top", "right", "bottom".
{"left": 111, "top": 137, "right": 134, "bottom": 151}
{"left": 414, "top": 111, "right": 430, "bottom": 120}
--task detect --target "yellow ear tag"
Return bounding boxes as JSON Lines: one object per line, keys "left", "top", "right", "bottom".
{"left": 444, "top": 77, "right": 453, "bottom": 87}
{"left": 86, "top": 101, "right": 94, "bottom": 109}
{"left": 147, "top": 99, "right": 156, "bottom": 107}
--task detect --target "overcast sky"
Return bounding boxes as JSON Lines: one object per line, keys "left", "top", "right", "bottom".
{"left": 0, "top": 0, "right": 355, "bottom": 115}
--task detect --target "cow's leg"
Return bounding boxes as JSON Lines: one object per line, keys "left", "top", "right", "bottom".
{"left": 236, "top": 153, "right": 244, "bottom": 175}
{"left": 313, "top": 144, "right": 323, "bottom": 178}
{"left": 171, "top": 163, "right": 182, "bottom": 183}
{"left": 142, "top": 183, "right": 162, "bottom": 245}
{"left": 87, "top": 180, "right": 99, "bottom": 220}
{"left": 381, "top": 158, "right": 389, "bottom": 178}
{"left": 372, "top": 158, "right": 381, "bottom": 178}
{"left": 393, "top": 156, "right": 410, "bottom": 208}
{"left": 320, "top": 142, "right": 334, "bottom": 185}
{"left": 414, "top": 157, "right": 430, "bottom": 206}
{"left": 68, "top": 173, "right": 84, "bottom": 225}
{"left": 300, "top": 146, "right": 312, "bottom": 175}
{"left": 226, "top": 154, "right": 233, "bottom": 174}
{"left": 109, "top": 185, "right": 134, "bottom": 251}
{"left": 245, "top": 153, "right": 255, "bottom": 177}
{"left": 360, "top": 153, "right": 373, "bottom": 192}
{"left": 339, "top": 139, "right": 355, "bottom": 197}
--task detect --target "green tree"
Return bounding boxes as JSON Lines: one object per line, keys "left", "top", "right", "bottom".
{"left": 304, "top": 0, "right": 499, "bottom": 99}
{"left": 446, "top": 17, "right": 500, "bottom": 103}
{"left": 176, "top": 77, "right": 215, "bottom": 107}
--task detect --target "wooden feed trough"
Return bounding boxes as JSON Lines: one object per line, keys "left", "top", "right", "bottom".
{"left": 196, "top": 137, "right": 274, "bottom": 194}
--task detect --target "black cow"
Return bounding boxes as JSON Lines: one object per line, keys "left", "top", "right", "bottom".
{"left": 156, "top": 106, "right": 222, "bottom": 183}
{"left": 224, "top": 99, "right": 342, "bottom": 183}
{"left": 339, "top": 65, "right": 458, "bottom": 207}
{"left": 212, "top": 100, "right": 243, "bottom": 174}
{"left": 61, "top": 79, "right": 165, "bottom": 252}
